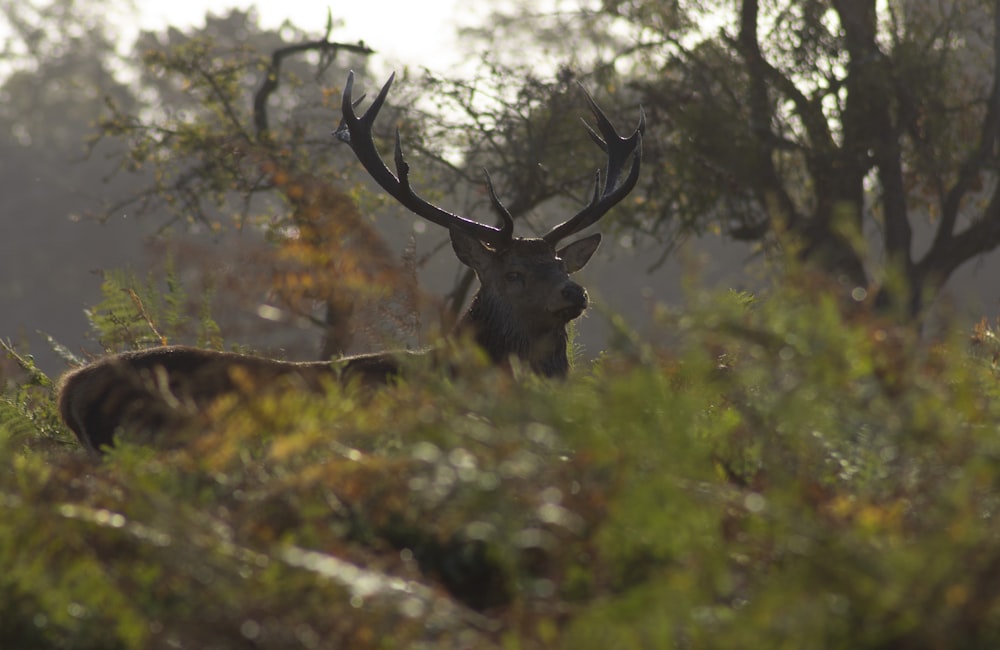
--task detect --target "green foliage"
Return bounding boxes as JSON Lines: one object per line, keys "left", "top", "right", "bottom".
{"left": 0, "top": 341, "right": 70, "bottom": 455}
{"left": 84, "top": 258, "right": 223, "bottom": 352}
{"left": 97, "top": 9, "right": 372, "bottom": 233}
{"left": 6, "top": 276, "right": 1000, "bottom": 647}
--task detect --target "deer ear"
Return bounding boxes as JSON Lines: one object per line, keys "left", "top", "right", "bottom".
{"left": 450, "top": 230, "right": 494, "bottom": 270}
{"left": 558, "top": 233, "right": 601, "bottom": 273}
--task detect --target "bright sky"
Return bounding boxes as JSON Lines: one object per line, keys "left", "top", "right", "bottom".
{"left": 136, "top": 0, "right": 469, "bottom": 75}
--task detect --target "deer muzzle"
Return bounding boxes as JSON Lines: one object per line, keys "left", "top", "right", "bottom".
{"left": 553, "top": 283, "right": 588, "bottom": 321}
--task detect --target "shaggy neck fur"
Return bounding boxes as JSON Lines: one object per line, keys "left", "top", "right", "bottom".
{"left": 460, "top": 291, "right": 570, "bottom": 378}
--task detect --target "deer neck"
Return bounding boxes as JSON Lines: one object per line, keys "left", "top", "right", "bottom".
{"left": 458, "top": 292, "right": 570, "bottom": 378}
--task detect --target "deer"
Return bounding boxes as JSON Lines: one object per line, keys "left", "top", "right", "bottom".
{"left": 57, "top": 71, "right": 644, "bottom": 453}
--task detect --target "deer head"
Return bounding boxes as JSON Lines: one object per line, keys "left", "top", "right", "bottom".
{"left": 335, "top": 72, "right": 644, "bottom": 376}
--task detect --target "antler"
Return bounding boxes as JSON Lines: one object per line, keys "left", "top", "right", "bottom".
{"left": 335, "top": 71, "right": 514, "bottom": 249}
{"left": 542, "top": 87, "right": 645, "bottom": 246}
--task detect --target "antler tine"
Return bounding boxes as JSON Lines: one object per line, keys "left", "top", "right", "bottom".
{"left": 543, "top": 88, "right": 645, "bottom": 246}
{"left": 483, "top": 169, "right": 516, "bottom": 239}
{"left": 337, "top": 71, "right": 513, "bottom": 248}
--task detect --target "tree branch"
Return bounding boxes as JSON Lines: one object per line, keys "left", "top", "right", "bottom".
{"left": 253, "top": 33, "right": 374, "bottom": 141}
{"left": 830, "top": 0, "right": 913, "bottom": 294}
{"left": 734, "top": 0, "right": 807, "bottom": 229}
{"left": 918, "top": 182, "right": 1000, "bottom": 290}
{"left": 934, "top": 0, "right": 1000, "bottom": 251}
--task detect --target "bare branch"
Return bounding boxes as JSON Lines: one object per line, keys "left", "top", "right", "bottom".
{"left": 934, "top": 0, "right": 1000, "bottom": 251}
{"left": 253, "top": 38, "right": 374, "bottom": 140}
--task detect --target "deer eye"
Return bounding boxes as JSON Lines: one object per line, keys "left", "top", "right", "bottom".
{"left": 504, "top": 271, "right": 524, "bottom": 283}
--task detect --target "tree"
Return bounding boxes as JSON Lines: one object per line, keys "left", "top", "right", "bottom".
{"left": 94, "top": 9, "right": 430, "bottom": 358}
{"left": 460, "top": 0, "right": 1000, "bottom": 317}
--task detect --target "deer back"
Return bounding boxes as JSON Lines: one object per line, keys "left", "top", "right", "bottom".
{"left": 57, "top": 346, "right": 409, "bottom": 452}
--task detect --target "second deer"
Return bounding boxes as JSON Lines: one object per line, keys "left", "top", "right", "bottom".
{"left": 57, "top": 72, "right": 644, "bottom": 452}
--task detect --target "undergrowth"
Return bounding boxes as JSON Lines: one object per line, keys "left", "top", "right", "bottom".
{"left": 3, "top": 276, "right": 1000, "bottom": 649}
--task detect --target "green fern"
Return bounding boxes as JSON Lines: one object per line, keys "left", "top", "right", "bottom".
{"left": 86, "top": 268, "right": 164, "bottom": 351}
{"left": 0, "top": 341, "right": 70, "bottom": 452}
{"left": 195, "top": 275, "right": 223, "bottom": 349}
{"left": 85, "top": 257, "right": 223, "bottom": 352}
{"left": 0, "top": 399, "right": 37, "bottom": 450}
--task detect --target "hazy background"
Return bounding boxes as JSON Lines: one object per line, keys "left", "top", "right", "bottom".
{"left": 2, "top": 0, "right": 998, "bottom": 378}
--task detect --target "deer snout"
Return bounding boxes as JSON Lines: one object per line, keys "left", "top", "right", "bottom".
{"left": 553, "top": 283, "right": 588, "bottom": 321}
{"left": 562, "top": 283, "right": 587, "bottom": 305}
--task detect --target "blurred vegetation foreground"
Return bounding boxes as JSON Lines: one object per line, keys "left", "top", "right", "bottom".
{"left": 4, "top": 274, "right": 1000, "bottom": 649}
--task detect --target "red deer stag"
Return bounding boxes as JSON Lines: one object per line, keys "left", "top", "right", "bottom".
{"left": 57, "top": 72, "right": 644, "bottom": 453}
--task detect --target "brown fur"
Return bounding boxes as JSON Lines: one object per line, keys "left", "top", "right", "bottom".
{"left": 57, "top": 346, "right": 408, "bottom": 452}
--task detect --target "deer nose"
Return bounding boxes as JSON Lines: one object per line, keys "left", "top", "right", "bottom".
{"left": 562, "top": 284, "right": 587, "bottom": 307}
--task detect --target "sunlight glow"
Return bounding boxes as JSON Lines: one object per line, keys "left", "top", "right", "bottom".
{"left": 136, "top": 1, "right": 467, "bottom": 74}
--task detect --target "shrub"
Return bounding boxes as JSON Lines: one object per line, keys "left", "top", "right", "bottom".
{"left": 4, "top": 277, "right": 1000, "bottom": 648}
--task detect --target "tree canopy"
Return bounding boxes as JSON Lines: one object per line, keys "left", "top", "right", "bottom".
{"left": 463, "top": 0, "right": 1000, "bottom": 316}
